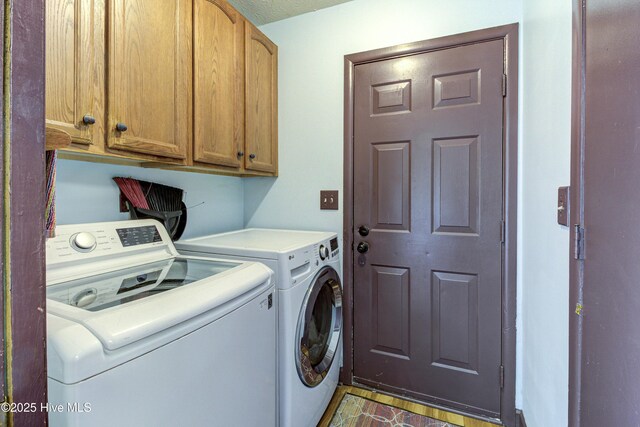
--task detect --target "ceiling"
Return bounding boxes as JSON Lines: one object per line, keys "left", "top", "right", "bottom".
{"left": 227, "top": 0, "right": 354, "bottom": 26}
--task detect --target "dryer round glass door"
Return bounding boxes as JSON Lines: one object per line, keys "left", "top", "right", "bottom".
{"left": 295, "top": 266, "right": 342, "bottom": 387}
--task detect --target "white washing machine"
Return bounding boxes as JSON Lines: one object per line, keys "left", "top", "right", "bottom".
{"left": 177, "top": 229, "right": 343, "bottom": 427}
{"left": 46, "top": 220, "right": 277, "bottom": 427}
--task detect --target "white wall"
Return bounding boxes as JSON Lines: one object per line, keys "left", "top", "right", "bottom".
{"left": 55, "top": 159, "right": 244, "bottom": 239}
{"left": 521, "top": 0, "right": 572, "bottom": 426}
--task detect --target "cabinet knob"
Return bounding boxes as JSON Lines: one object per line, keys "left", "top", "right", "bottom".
{"left": 115, "top": 123, "right": 128, "bottom": 132}
{"left": 82, "top": 114, "right": 96, "bottom": 125}
{"left": 249, "top": 153, "right": 256, "bottom": 160}
{"left": 237, "top": 151, "right": 245, "bottom": 157}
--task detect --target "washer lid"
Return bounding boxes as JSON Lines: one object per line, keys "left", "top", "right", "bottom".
{"left": 47, "top": 256, "right": 272, "bottom": 351}
{"left": 176, "top": 228, "right": 336, "bottom": 258}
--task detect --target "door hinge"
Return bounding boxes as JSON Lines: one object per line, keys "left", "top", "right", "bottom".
{"left": 500, "top": 365, "right": 504, "bottom": 389}
{"left": 574, "top": 224, "right": 585, "bottom": 260}
{"left": 575, "top": 302, "right": 584, "bottom": 316}
{"left": 502, "top": 74, "right": 507, "bottom": 97}
{"left": 500, "top": 220, "right": 505, "bottom": 243}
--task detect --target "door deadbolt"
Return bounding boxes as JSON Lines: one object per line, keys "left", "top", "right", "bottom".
{"left": 357, "top": 242, "right": 369, "bottom": 254}
{"left": 358, "top": 225, "right": 370, "bottom": 237}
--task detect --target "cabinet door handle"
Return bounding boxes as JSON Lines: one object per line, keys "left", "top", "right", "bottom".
{"left": 82, "top": 115, "right": 96, "bottom": 125}
{"left": 237, "top": 151, "right": 245, "bottom": 157}
{"left": 249, "top": 153, "right": 256, "bottom": 160}
{"left": 115, "top": 123, "right": 128, "bottom": 132}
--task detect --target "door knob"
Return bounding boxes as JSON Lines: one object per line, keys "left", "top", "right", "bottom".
{"left": 356, "top": 242, "right": 369, "bottom": 254}
{"left": 358, "top": 225, "right": 370, "bottom": 237}
{"left": 115, "top": 122, "right": 128, "bottom": 132}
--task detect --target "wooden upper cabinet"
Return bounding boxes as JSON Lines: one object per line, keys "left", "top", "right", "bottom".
{"left": 46, "top": 0, "right": 104, "bottom": 146}
{"left": 245, "top": 23, "right": 278, "bottom": 174}
{"left": 107, "top": 0, "right": 192, "bottom": 160}
{"left": 46, "top": 0, "right": 277, "bottom": 175}
{"left": 193, "top": 0, "right": 244, "bottom": 168}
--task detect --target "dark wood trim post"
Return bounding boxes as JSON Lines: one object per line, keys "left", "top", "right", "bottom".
{"left": 342, "top": 24, "right": 519, "bottom": 427}
{"left": 3, "top": 0, "right": 48, "bottom": 425}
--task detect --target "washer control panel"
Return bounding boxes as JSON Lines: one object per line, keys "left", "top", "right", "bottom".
{"left": 47, "top": 220, "right": 174, "bottom": 269}
{"left": 49, "top": 227, "right": 117, "bottom": 260}
{"left": 116, "top": 225, "right": 162, "bottom": 247}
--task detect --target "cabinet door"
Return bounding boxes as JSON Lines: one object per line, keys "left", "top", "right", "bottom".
{"left": 107, "top": 0, "right": 192, "bottom": 160}
{"left": 193, "top": 0, "right": 244, "bottom": 168}
{"left": 245, "top": 24, "right": 278, "bottom": 174}
{"left": 46, "top": 0, "right": 103, "bottom": 145}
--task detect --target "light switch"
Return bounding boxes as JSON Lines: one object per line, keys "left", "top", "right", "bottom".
{"left": 557, "top": 186, "right": 570, "bottom": 226}
{"left": 320, "top": 190, "right": 339, "bottom": 210}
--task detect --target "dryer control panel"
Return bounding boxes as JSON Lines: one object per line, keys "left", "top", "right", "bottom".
{"left": 329, "top": 237, "right": 339, "bottom": 258}
{"left": 318, "top": 237, "right": 340, "bottom": 261}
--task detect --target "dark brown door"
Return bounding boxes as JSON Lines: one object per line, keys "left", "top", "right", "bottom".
{"left": 352, "top": 40, "right": 505, "bottom": 416}
{"left": 570, "top": 0, "right": 640, "bottom": 425}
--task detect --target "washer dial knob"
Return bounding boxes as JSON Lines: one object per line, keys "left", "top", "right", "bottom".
{"left": 319, "top": 244, "right": 329, "bottom": 260}
{"left": 71, "top": 232, "right": 97, "bottom": 252}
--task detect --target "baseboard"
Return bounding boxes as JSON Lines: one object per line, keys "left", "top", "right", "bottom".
{"left": 516, "top": 409, "right": 527, "bottom": 427}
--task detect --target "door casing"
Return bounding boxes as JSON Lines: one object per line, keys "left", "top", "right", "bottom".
{"left": 569, "top": 0, "right": 640, "bottom": 424}
{"left": 569, "top": 0, "right": 584, "bottom": 424}
{"left": 342, "top": 24, "right": 519, "bottom": 427}
{"left": 2, "top": 0, "right": 48, "bottom": 425}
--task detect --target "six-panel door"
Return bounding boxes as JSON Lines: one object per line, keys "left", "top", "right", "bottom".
{"left": 107, "top": 0, "right": 192, "bottom": 160}
{"left": 352, "top": 40, "right": 505, "bottom": 416}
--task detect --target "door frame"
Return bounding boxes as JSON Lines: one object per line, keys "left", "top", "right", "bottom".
{"left": 2, "top": 0, "right": 48, "bottom": 425}
{"left": 568, "top": 0, "right": 584, "bottom": 425}
{"left": 342, "top": 23, "right": 519, "bottom": 427}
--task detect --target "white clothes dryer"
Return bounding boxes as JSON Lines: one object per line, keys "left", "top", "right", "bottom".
{"left": 177, "top": 229, "right": 343, "bottom": 427}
